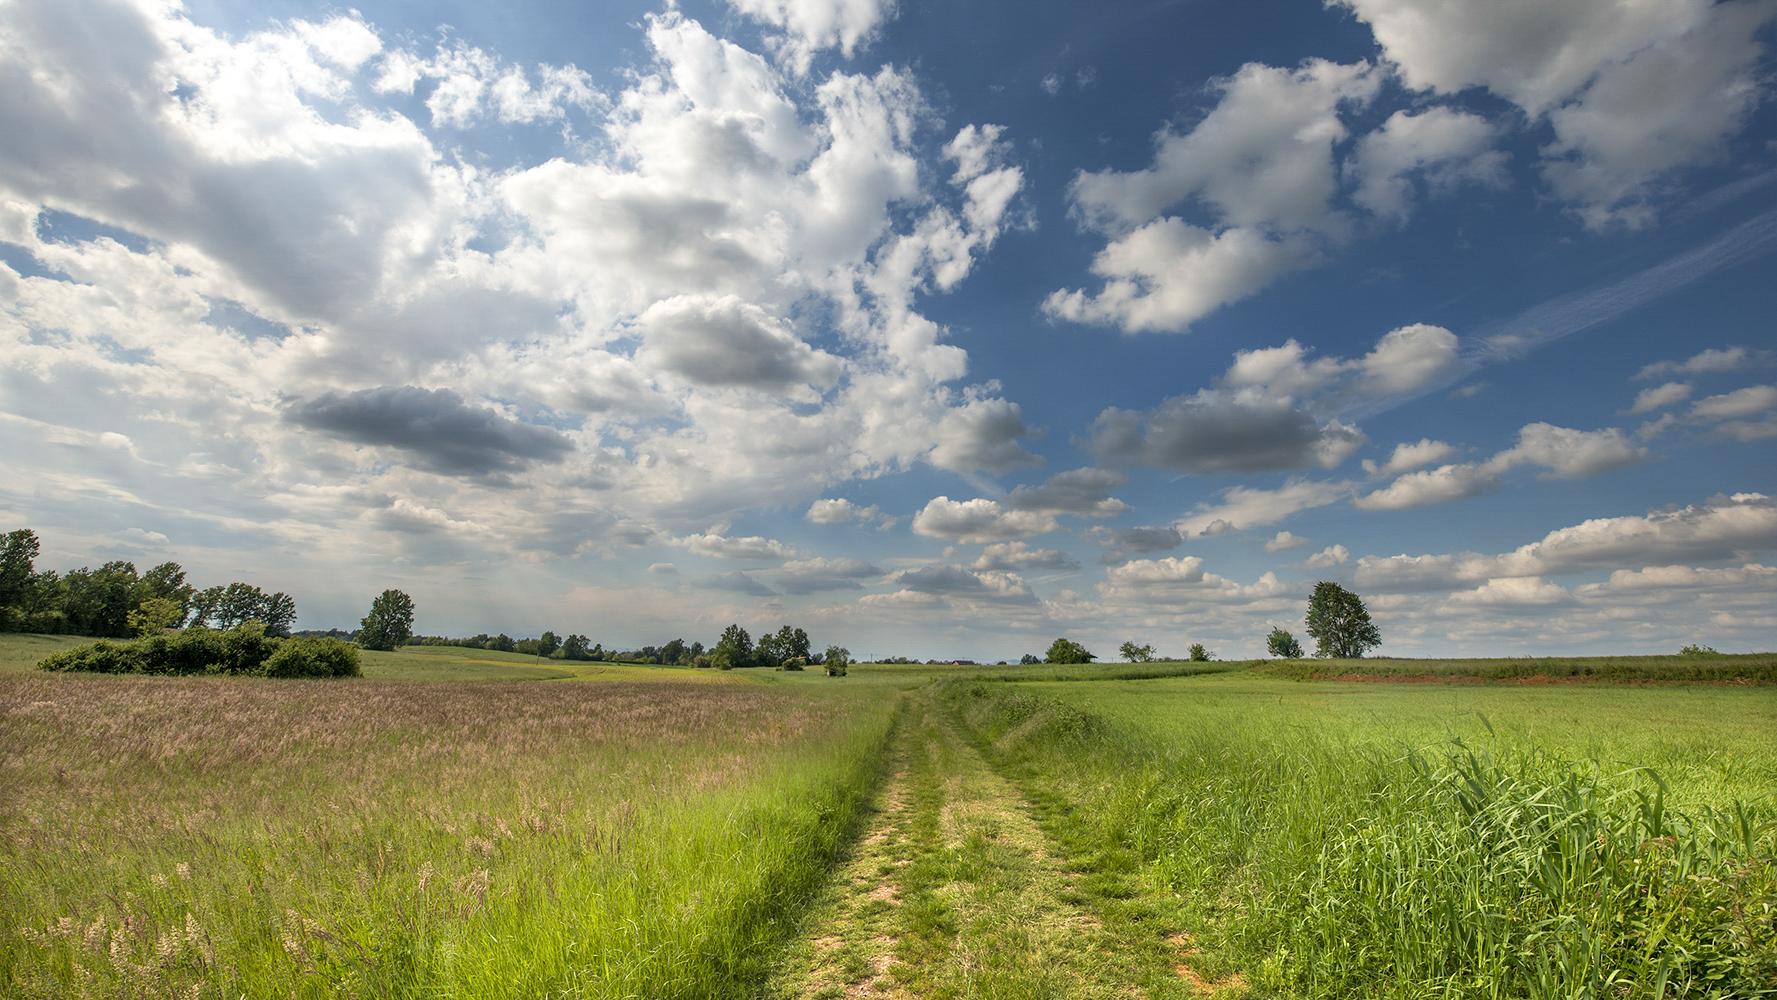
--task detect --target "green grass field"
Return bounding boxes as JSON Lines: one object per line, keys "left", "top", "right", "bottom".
{"left": 4, "top": 633, "right": 1774, "bottom": 997}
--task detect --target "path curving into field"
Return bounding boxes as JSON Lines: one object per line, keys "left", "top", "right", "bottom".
{"left": 769, "top": 693, "right": 1218, "bottom": 999}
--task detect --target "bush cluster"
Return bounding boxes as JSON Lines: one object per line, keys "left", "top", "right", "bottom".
{"left": 38, "top": 625, "right": 360, "bottom": 678}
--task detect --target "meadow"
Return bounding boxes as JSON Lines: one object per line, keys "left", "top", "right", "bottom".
{"left": 3, "top": 633, "right": 1775, "bottom": 998}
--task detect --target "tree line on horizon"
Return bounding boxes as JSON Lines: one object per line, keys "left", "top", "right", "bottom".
{"left": 1, "top": 528, "right": 296, "bottom": 638}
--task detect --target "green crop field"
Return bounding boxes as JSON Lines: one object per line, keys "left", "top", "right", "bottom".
{"left": 3, "top": 634, "right": 1774, "bottom": 998}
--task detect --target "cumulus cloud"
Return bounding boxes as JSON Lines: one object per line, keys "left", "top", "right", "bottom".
{"left": 1305, "top": 543, "right": 1350, "bottom": 568}
{"left": 675, "top": 530, "right": 795, "bottom": 561}
{"left": 775, "top": 556, "right": 882, "bottom": 593}
{"left": 1098, "top": 556, "right": 1288, "bottom": 604}
{"left": 1357, "top": 492, "right": 1777, "bottom": 591}
{"left": 287, "top": 386, "right": 572, "bottom": 478}
{"left": 928, "top": 397, "right": 1040, "bottom": 473}
{"left": 1046, "top": 59, "right": 1378, "bottom": 333}
{"left": 806, "top": 497, "right": 890, "bottom": 527}
{"left": 1092, "top": 390, "right": 1363, "bottom": 473}
{"left": 1691, "top": 385, "right": 1777, "bottom": 421}
{"left": 972, "top": 541, "right": 1079, "bottom": 572}
{"left": 1346, "top": 107, "right": 1508, "bottom": 221}
{"left": 635, "top": 294, "right": 842, "bottom": 391}
{"left": 1087, "top": 525, "right": 1185, "bottom": 561}
{"left": 891, "top": 564, "right": 1036, "bottom": 603}
{"left": 726, "top": 0, "right": 898, "bottom": 74}
{"left": 1176, "top": 479, "right": 1352, "bottom": 538}
{"left": 1334, "top": 0, "right": 1777, "bottom": 227}
{"left": 1635, "top": 347, "right": 1755, "bottom": 380}
{"left": 1004, "top": 467, "right": 1128, "bottom": 516}
{"left": 1363, "top": 438, "right": 1456, "bottom": 476}
{"left": 1630, "top": 381, "right": 1692, "bottom": 414}
{"left": 1265, "top": 530, "right": 1310, "bottom": 552}
{"left": 1356, "top": 422, "right": 1641, "bottom": 510}
{"left": 911, "top": 496, "right": 1058, "bottom": 544}
{"left": 1446, "top": 576, "right": 1571, "bottom": 607}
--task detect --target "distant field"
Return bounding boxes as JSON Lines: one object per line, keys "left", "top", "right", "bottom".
{"left": 1251, "top": 652, "right": 1777, "bottom": 683}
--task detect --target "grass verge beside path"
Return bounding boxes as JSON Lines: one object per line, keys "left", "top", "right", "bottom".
{"left": 1, "top": 674, "right": 895, "bottom": 998}
{"left": 942, "top": 678, "right": 1777, "bottom": 999}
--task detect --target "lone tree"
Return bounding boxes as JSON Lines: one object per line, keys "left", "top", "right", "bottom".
{"left": 1266, "top": 626, "right": 1304, "bottom": 658}
{"left": 358, "top": 589, "right": 415, "bottom": 651}
{"left": 1045, "top": 637, "right": 1094, "bottom": 664}
{"left": 1118, "top": 640, "right": 1156, "bottom": 662}
{"left": 1187, "top": 643, "right": 1213, "bottom": 662}
{"left": 1304, "top": 582, "right": 1380, "bottom": 658}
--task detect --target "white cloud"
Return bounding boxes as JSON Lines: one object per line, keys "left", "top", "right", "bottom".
{"left": 1363, "top": 438, "right": 1456, "bottom": 476}
{"left": 1356, "top": 422, "right": 1641, "bottom": 510}
{"left": 1359, "top": 323, "right": 1462, "bottom": 394}
{"left": 1636, "top": 346, "right": 1754, "bottom": 380}
{"left": 1447, "top": 576, "right": 1571, "bottom": 607}
{"left": 1042, "top": 220, "right": 1314, "bottom": 334}
{"left": 1357, "top": 492, "right": 1777, "bottom": 591}
{"left": 1004, "top": 467, "right": 1128, "bottom": 516}
{"left": 1099, "top": 556, "right": 1289, "bottom": 605}
{"left": 1305, "top": 543, "right": 1350, "bottom": 568}
{"left": 635, "top": 294, "right": 842, "bottom": 391}
{"left": 1346, "top": 107, "right": 1508, "bottom": 221}
{"left": 806, "top": 497, "right": 889, "bottom": 527}
{"left": 1047, "top": 59, "right": 1378, "bottom": 333}
{"left": 1335, "top": 0, "right": 1777, "bottom": 227}
{"left": 1265, "top": 530, "right": 1310, "bottom": 552}
{"left": 972, "top": 541, "right": 1078, "bottom": 572}
{"left": 911, "top": 496, "right": 1058, "bottom": 544}
{"left": 1176, "top": 479, "right": 1353, "bottom": 537}
{"left": 928, "top": 396, "right": 1040, "bottom": 473}
{"left": 1630, "top": 381, "right": 1692, "bottom": 414}
{"left": 675, "top": 530, "right": 796, "bottom": 561}
{"left": 1093, "top": 389, "right": 1363, "bottom": 473}
{"left": 1691, "top": 385, "right": 1777, "bottom": 421}
{"left": 726, "top": 0, "right": 898, "bottom": 74}
{"left": 1490, "top": 422, "right": 1642, "bottom": 479}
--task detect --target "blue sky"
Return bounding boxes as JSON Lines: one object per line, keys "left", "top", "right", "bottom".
{"left": 1, "top": 0, "right": 1774, "bottom": 659}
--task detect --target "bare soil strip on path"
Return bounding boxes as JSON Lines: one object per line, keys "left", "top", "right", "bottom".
{"left": 769, "top": 692, "right": 1229, "bottom": 999}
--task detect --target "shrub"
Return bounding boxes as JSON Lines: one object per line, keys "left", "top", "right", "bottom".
{"left": 1679, "top": 643, "right": 1721, "bottom": 656}
{"left": 1188, "top": 642, "right": 1213, "bottom": 662}
{"left": 263, "top": 636, "right": 361, "bottom": 678}
{"left": 1266, "top": 626, "right": 1303, "bottom": 658}
{"left": 779, "top": 656, "right": 807, "bottom": 672}
{"left": 824, "top": 645, "right": 851, "bottom": 677}
{"left": 37, "top": 625, "right": 355, "bottom": 678}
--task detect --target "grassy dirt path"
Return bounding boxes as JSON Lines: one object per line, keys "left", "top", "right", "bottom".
{"left": 768, "top": 693, "right": 1214, "bottom": 999}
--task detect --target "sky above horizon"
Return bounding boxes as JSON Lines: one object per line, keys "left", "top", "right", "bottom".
{"left": 2, "top": 0, "right": 1775, "bottom": 660}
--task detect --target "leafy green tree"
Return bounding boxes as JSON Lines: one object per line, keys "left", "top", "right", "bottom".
{"left": 62, "top": 561, "right": 140, "bottom": 636}
{"left": 824, "top": 645, "right": 851, "bottom": 677}
{"left": 261, "top": 591, "right": 296, "bottom": 637}
{"left": 560, "top": 634, "right": 589, "bottom": 660}
{"left": 538, "top": 631, "right": 561, "bottom": 658}
{"left": 0, "top": 529, "right": 41, "bottom": 628}
{"left": 1044, "top": 638, "right": 1094, "bottom": 664}
{"left": 127, "top": 597, "right": 185, "bottom": 636}
{"left": 659, "top": 637, "right": 687, "bottom": 664}
{"left": 713, "top": 624, "right": 753, "bottom": 667}
{"left": 1266, "top": 627, "right": 1303, "bottom": 658}
{"left": 1188, "top": 643, "right": 1213, "bottom": 662}
{"left": 137, "top": 562, "right": 194, "bottom": 622}
{"left": 1019, "top": 653, "right": 1040, "bottom": 665}
{"left": 1305, "top": 581, "right": 1381, "bottom": 658}
{"left": 1118, "top": 640, "right": 1156, "bottom": 662}
{"left": 358, "top": 589, "right": 416, "bottom": 651}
